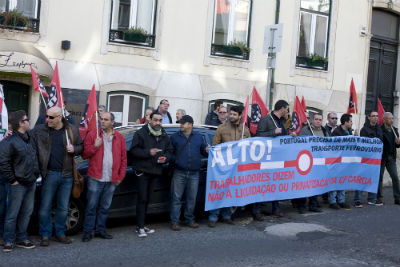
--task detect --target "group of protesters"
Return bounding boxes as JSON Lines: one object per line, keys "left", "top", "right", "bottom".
{"left": 0, "top": 97, "right": 399, "bottom": 253}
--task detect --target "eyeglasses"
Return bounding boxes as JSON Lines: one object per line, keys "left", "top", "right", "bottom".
{"left": 46, "top": 115, "right": 60, "bottom": 120}
{"left": 219, "top": 111, "right": 227, "bottom": 114}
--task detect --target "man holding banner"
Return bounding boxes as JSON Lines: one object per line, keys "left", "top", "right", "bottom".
{"left": 329, "top": 114, "right": 353, "bottom": 210}
{"left": 294, "top": 113, "right": 327, "bottom": 213}
{"left": 254, "top": 100, "right": 290, "bottom": 218}
{"left": 208, "top": 106, "right": 250, "bottom": 227}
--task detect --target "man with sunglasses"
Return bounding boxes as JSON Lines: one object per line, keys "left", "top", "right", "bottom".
{"left": 325, "top": 112, "right": 338, "bottom": 136}
{"left": 0, "top": 111, "right": 39, "bottom": 252}
{"left": 32, "top": 106, "right": 83, "bottom": 246}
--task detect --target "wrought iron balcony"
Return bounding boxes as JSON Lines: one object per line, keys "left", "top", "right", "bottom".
{"left": 109, "top": 29, "right": 155, "bottom": 48}
{"left": 0, "top": 18, "right": 40, "bottom": 33}
{"left": 211, "top": 43, "right": 250, "bottom": 60}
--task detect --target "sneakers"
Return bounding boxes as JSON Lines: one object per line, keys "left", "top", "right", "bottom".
{"left": 354, "top": 201, "right": 363, "bottom": 208}
{"left": 3, "top": 243, "right": 13, "bottom": 253}
{"left": 368, "top": 200, "right": 383, "bottom": 206}
{"left": 339, "top": 203, "right": 351, "bottom": 210}
{"left": 171, "top": 223, "right": 181, "bottom": 231}
{"left": 53, "top": 235, "right": 72, "bottom": 244}
{"left": 136, "top": 226, "right": 155, "bottom": 237}
{"left": 329, "top": 203, "right": 340, "bottom": 210}
{"left": 16, "top": 240, "right": 35, "bottom": 249}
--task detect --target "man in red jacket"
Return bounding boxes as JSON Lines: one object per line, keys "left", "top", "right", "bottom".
{"left": 81, "top": 112, "right": 127, "bottom": 242}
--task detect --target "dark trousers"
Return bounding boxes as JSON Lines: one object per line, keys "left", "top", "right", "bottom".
{"left": 136, "top": 173, "right": 157, "bottom": 229}
{"left": 377, "top": 156, "right": 400, "bottom": 200}
{"left": 295, "top": 196, "right": 318, "bottom": 210}
{"left": 0, "top": 177, "right": 9, "bottom": 238}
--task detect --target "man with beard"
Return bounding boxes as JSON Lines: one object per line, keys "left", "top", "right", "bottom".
{"left": 129, "top": 112, "right": 173, "bottom": 237}
{"left": 208, "top": 106, "right": 250, "bottom": 227}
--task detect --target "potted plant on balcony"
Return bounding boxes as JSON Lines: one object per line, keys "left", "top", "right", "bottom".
{"left": 222, "top": 40, "right": 250, "bottom": 56}
{"left": 123, "top": 27, "right": 149, "bottom": 43}
{"left": 0, "top": 10, "right": 28, "bottom": 28}
{"left": 305, "top": 54, "right": 328, "bottom": 68}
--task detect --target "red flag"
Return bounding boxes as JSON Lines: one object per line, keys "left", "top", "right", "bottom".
{"left": 377, "top": 98, "right": 385, "bottom": 126}
{"left": 242, "top": 95, "right": 249, "bottom": 125}
{"left": 79, "top": 84, "right": 98, "bottom": 140}
{"left": 47, "top": 62, "right": 64, "bottom": 109}
{"left": 301, "top": 96, "right": 306, "bottom": 112}
{"left": 249, "top": 87, "right": 269, "bottom": 135}
{"left": 347, "top": 78, "right": 358, "bottom": 114}
{"left": 30, "top": 66, "right": 49, "bottom": 98}
{"left": 289, "top": 96, "right": 307, "bottom": 135}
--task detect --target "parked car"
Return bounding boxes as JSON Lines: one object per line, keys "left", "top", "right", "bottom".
{"left": 31, "top": 124, "right": 216, "bottom": 235}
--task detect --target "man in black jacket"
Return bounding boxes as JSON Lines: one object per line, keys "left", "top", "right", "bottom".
{"left": 377, "top": 112, "right": 400, "bottom": 205}
{"left": 205, "top": 100, "right": 223, "bottom": 126}
{"left": 32, "top": 106, "right": 83, "bottom": 247}
{"left": 130, "top": 111, "right": 173, "bottom": 237}
{"left": 357, "top": 111, "right": 383, "bottom": 207}
{"left": 0, "top": 111, "right": 39, "bottom": 252}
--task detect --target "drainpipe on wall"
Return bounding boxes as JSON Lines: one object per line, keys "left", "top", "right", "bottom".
{"left": 269, "top": 0, "right": 280, "bottom": 110}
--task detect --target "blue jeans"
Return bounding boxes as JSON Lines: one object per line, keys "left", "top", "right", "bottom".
{"left": 0, "top": 177, "right": 9, "bottom": 238}
{"left": 354, "top": 190, "right": 376, "bottom": 203}
{"left": 83, "top": 178, "right": 116, "bottom": 233}
{"left": 328, "top": 190, "right": 345, "bottom": 204}
{"left": 170, "top": 170, "right": 199, "bottom": 224}
{"left": 3, "top": 183, "right": 35, "bottom": 244}
{"left": 39, "top": 171, "right": 73, "bottom": 237}
{"left": 209, "top": 208, "right": 231, "bottom": 222}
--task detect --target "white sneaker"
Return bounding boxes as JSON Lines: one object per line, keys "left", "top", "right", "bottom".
{"left": 136, "top": 228, "right": 147, "bottom": 238}
{"left": 144, "top": 227, "right": 155, "bottom": 234}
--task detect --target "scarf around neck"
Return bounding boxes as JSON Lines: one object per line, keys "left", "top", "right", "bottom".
{"left": 148, "top": 124, "right": 162, "bottom": 136}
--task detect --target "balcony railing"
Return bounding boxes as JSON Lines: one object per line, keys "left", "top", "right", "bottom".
{"left": 109, "top": 29, "right": 155, "bottom": 48}
{"left": 211, "top": 43, "right": 250, "bottom": 60}
{"left": 0, "top": 18, "right": 40, "bottom": 33}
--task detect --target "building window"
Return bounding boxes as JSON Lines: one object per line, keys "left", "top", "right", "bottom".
{"left": 211, "top": 0, "right": 252, "bottom": 60}
{"left": 109, "top": 0, "right": 157, "bottom": 48}
{"left": 0, "top": 0, "right": 40, "bottom": 32}
{"left": 296, "top": 0, "right": 331, "bottom": 70}
{"left": 107, "top": 92, "right": 148, "bottom": 127}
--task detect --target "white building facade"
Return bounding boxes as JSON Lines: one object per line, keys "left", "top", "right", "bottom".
{"left": 0, "top": 0, "right": 399, "bottom": 128}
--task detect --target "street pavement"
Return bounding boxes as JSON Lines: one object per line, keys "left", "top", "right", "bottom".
{"left": 1, "top": 187, "right": 400, "bottom": 267}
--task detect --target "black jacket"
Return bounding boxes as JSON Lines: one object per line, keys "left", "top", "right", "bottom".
{"left": 381, "top": 124, "right": 400, "bottom": 159}
{"left": 129, "top": 124, "right": 174, "bottom": 175}
{"left": 360, "top": 121, "right": 383, "bottom": 140}
{"left": 205, "top": 111, "right": 221, "bottom": 126}
{"left": 0, "top": 131, "right": 39, "bottom": 185}
{"left": 31, "top": 119, "right": 83, "bottom": 179}
{"left": 332, "top": 125, "right": 352, "bottom": 136}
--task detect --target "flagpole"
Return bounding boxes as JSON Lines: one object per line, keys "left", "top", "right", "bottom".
{"left": 95, "top": 110, "right": 99, "bottom": 139}
{"left": 307, "top": 119, "right": 315, "bottom": 136}
{"left": 40, "top": 91, "right": 47, "bottom": 110}
{"left": 241, "top": 90, "right": 253, "bottom": 140}
{"left": 58, "top": 75, "right": 70, "bottom": 146}
{"left": 392, "top": 126, "right": 399, "bottom": 139}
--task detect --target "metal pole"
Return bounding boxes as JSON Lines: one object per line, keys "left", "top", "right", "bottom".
{"left": 266, "top": 28, "right": 277, "bottom": 111}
